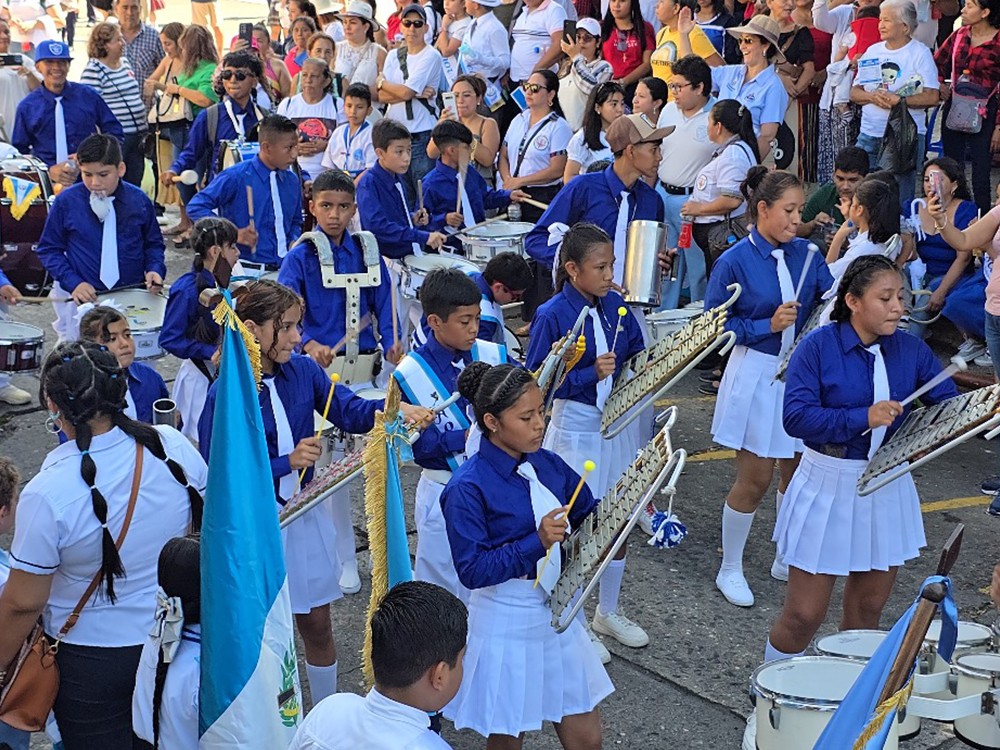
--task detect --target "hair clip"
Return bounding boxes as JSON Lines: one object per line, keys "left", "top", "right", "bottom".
{"left": 62, "top": 355, "right": 73, "bottom": 362}
{"left": 80, "top": 450, "right": 89, "bottom": 456}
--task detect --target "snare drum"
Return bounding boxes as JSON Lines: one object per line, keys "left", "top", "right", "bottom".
{"left": 645, "top": 308, "right": 702, "bottom": 344}
{"left": 219, "top": 140, "right": 261, "bottom": 172}
{"left": 458, "top": 221, "right": 533, "bottom": 265}
{"left": 0, "top": 321, "right": 44, "bottom": 373}
{"left": 751, "top": 656, "right": 900, "bottom": 750}
{"left": 924, "top": 620, "right": 995, "bottom": 675}
{"left": 953, "top": 652, "right": 1000, "bottom": 749}
{"left": 315, "top": 387, "right": 386, "bottom": 466}
{"left": 400, "top": 253, "right": 481, "bottom": 300}
{"left": 100, "top": 289, "right": 168, "bottom": 360}
{"left": 0, "top": 155, "right": 54, "bottom": 295}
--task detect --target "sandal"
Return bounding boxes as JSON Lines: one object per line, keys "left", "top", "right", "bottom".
{"left": 162, "top": 222, "right": 191, "bottom": 237}
{"left": 698, "top": 380, "right": 720, "bottom": 396}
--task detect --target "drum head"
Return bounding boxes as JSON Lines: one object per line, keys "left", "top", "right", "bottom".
{"left": 404, "top": 253, "right": 480, "bottom": 275}
{"left": 925, "top": 620, "right": 993, "bottom": 647}
{"left": 955, "top": 652, "right": 1000, "bottom": 679}
{"left": 815, "top": 630, "right": 887, "bottom": 661}
{"left": 464, "top": 221, "right": 535, "bottom": 239}
{"left": 751, "top": 656, "right": 864, "bottom": 707}
{"left": 0, "top": 321, "right": 44, "bottom": 343}
{"left": 97, "top": 290, "right": 167, "bottom": 331}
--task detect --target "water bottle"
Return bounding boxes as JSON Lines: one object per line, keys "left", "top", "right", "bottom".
{"left": 678, "top": 215, "right": 693, "bottom": 249}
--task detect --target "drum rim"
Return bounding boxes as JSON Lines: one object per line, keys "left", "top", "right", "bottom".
{"left": 750, "top": 656, "right": 864, "bottom": 711}
{"left": 814, "top": 629, "right": 888, "bottom": 661}
{"left": 461, "top": 221, "right": 535, "bottom": 239}
{"left": 925, "top": 619, "right": 994, "bottom": 647}
{"left": 954, "top": 651, "right": 1000, "bottom": 680}
{"left": 403, "top": 253, "right": 479, "bottom": 272}
{"left": 0, "top": 321, "right": 45, "bottom": 345}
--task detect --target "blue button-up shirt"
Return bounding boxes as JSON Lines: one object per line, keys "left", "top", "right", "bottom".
{"left": 784, "top": 321, "right": 958, "bottom": 460}
{"left": 159, "top": 268, "right": 219, "bottom": 362}
{"left": 704, "top": 228, "right": 834, "bottom": 356}
{"left": 36, "top": 181, "right": 166, "bottom": 292}
{"left": 277, "top": 231, "right": 397, "bottom": 351}
{"left": 711, "top": 64, "right": 789, "bottom": 135}
{"left": 524, "top": 166, "right": 665, "bottom": 268}
{"left": 187, "top": 156, "right": 302, "bottom": 267}
{"left": 525, "top": 283, "right": 644, "bottom": 406}
{"left": 171, "top": 97, "right": 263, "bottom": 180}
{"left": 12, "top": 82, "right": 124, "bottom": 167}
{"left": 356, "top": 162, "right": 430, "bottom": 259}
{"left": 441, "top": 438, "right": 598, "bottom": 590}
{"left": 127, "top": 361, "right": 169, "bottom": 424}
{"left": 421, "top": 160, "right": 511, "bottom": 232}
{"left": 198, "top": 354, "right": 380, "bottom": 497}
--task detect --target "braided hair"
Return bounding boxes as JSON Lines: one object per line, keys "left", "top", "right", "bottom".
{"left": 457, "top": 362, "right": 537, "bottom": 432}
{"left": 830, "top": 255, "right": 902, "bottom": 323}
{"left": 40, "top": 343, "right": 204, "bottom": 602}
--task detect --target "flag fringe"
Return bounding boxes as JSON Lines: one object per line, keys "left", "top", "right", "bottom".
{"left": 212, "top": 297, "right": 262, "bottom": 387}
{"left": 852, "top": 678, "right": 914, "bottom": 750}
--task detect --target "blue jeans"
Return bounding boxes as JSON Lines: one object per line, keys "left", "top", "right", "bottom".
{"left": 403, "top": 129, "right": 433, "bottom": 205}
{"left": 985, "top": 311, "right": 1000, "bottom": 381}
{"left": 856, "top": 131, "right": 918, "bottom": 208}
{"left": 656, "top": 186, "right": 708, "bottom": 308}
{"left": 0, "top": 720, "right": 30, "bottom": 750}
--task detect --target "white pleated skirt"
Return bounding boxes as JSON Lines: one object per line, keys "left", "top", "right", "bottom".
{"left": 711, "top": 345, "right": 803, "bottom": 459}
{"left": 172, "top": 359, "right": 209, "bottom": 442}
{"left": 773, "top": 448, "right": 925, "bottom": 576}
{"left": 543, "top": 399, "right": 642, "bottom": 499}
{"left": 414, "top": 472, "right": 470, "bottom": 604}
{"left": 281, "top": 499, "right": 343, "bottom": 614}
{"left": 445, "top": 578, "right": 614, "bottom": 737}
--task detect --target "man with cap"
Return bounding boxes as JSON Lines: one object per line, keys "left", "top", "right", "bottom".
{"left": 11, "top": 39, "right": 123, "bottom": 189}
{"left": 524, "top": 113, "right": 671, "bottom": 296}
{"left": 459, "top": 0, "right": 510, "bottom": 110}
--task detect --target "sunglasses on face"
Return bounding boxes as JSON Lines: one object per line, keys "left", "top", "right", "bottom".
{"left": 401, "top": 18, "right": 426, "bottom": 27}
{"left": 220, "top": 69, "right": 251, "bottom": 81}
{"left": 576, "top": 32, "right": 596, "bottom": 42}
{"left": 523, "top": 82, "right": 548, "bottom": 93}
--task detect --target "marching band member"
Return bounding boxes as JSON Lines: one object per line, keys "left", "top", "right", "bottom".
{"left": 441, "top": 361, "right": 613, "bottom": 748}
{"left": 35, "top": 133, "right": 166, "bottom": 344}
{"left": 277, "top": 168, "right": 402, "bottom": 594}
{"left": 393, "top": 268, "right": 508, "bottom": 602}
{"left": 525, "top": 222, "right": 649, "bottom": 663}
{"left": 764, "top": 255, "right": 957, "bottom": 667}
{"left": 706, "top": 168, "right": 833, "bottom": 608}
{"left": 159, "top": 217, "right": 239, "bottom": 442}
{"left": 186, "top": 114, "right": 303, "bottom": 275}
{"left": 197, "top": 280, "right": 429, "bottom": 705}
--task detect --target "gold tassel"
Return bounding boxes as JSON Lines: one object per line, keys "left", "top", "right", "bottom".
{"left": 852, "top": 678, "right": 914, "bottom": 750}
{"left": 361, "top": 376, "right": 402, "bottom": 687}
{"left": 212, "top": 296, "right": 262, "bottom": 388}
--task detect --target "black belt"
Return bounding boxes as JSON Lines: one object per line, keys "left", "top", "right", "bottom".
{"left": 661, "top": 182, "right": 694, "bottom": 196}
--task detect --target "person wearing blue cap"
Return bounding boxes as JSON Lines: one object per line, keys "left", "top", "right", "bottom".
{"left": 11, "top": 39, "right": 123, "bottom": 190}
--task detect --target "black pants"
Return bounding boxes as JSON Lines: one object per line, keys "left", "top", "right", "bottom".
{"left": 692, "top": 220, "right": 728, "bottom": 279}
{"left": 941, "top": 96, "right": 999, "bottom": 214}
{"left": 62, "top": 12, "right": 78, "bottom": 46}
{"left": 122, "top": 132, "right": 147, "bottom": 187}
{"left": 518, "top": 183, "right": 562, "bottom": 321}
{"left": 53, "top": 641, "right": 146, "bottom": 750}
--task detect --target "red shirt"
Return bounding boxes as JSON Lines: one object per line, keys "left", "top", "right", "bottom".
{"left": 935, "top": 26, "right": 1000, "bottom": 92}
{"left": 602, "top": 22, "right": 655, "bottom": 80}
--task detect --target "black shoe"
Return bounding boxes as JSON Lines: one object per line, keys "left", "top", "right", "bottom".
{"left": 698, "top": 380, "right": 720, "bottom": 396}
{"left": 989, "top": 496, "right": 1000, "bottom": 516}
{"left": 699, "top": 369, "right": 722, "bottom": 383}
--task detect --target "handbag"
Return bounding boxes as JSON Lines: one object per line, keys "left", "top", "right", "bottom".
{"left": 775, "top": 27, "right": 803, "bottom": 84}
{"left": 147, "top": 64, "right": 193, "bottom": 126}
{"left": 0, "top": 446, "right": 144, "bottom": 732}
{"left": 706, "top": 212, "right": 750, "bottom": 259}
{"left": 944, "top": 29, "right": 995, "bottom": 134}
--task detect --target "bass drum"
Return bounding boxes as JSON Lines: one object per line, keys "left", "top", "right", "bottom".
{"left": 0, "top": 155, "right": 54, "bottom": 296}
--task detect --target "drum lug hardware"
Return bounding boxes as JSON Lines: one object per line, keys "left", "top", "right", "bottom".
{"left": 948, "top": 672, "right": 958, "bottom": 695}
{"left": 768, "top": 705, "right": 780, "bottom": 730}
{"left": 982, "top": 689, "right": 997, "bottom": 716}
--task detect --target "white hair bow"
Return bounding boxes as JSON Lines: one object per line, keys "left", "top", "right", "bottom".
{"left": 547, "top": 222, "right": 570, "bottom": 248}
{"left": 151, "top": 586, "right": 185, "bottom": 664}
{"left": 70, "top": 297, "right": 126, "bottom": 343}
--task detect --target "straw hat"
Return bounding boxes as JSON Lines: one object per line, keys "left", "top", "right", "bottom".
{"left": 726, "top": 15, "right": 786, "bottom": 64}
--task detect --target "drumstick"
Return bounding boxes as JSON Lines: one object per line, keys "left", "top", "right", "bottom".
{"left": 391, "top": 285, "right": 400, "bottom": 353}
{"left": 519, "top": 197, "right": 550, "bottom": 212}
{"left": 170, "top": 169, "right": 199, "bottom": 185}
{"left": 862, "top": 358, "right": 968, "bottom": 436}
{"left": 417, "top": 181, "right": 424, "bottom": 214}
{"left": 461, "top": 213, "right": 508, "bottom": 234}
{"left": 456, "top": 152, "right": 469, "bottom": 215}
{"left": 793, "top": 243, "right": 819, "bottom": 303}
{"left": 299, "top": 372, "right": 341, "bottom": 485}
{"left": 534, "top": 460, "right": 595, "bottom": 589}
{"left": 18, "top": 296, "right": 73, "bottom": 303}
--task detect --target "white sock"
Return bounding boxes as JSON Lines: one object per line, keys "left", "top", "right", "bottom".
{"left": 598, "top": 558, "right": 626, "bottom": 616}
{"left": 720, "top": 504, "right": 755, "bottom": 574}
{"left": 306, "top": 661, "right": 338, "bottom": 703}
{"left": 764, "top": 639, "right": 804, "bottom": 663}
{"left": 330, "top": 490, "right": 357, "bottom": 569}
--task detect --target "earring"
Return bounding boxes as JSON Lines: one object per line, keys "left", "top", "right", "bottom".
{"left": 45, "top": 411, "right": 63, "bottom": 435}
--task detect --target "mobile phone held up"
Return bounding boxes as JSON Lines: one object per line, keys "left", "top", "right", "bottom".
{"left": 239, "top": 23, "right": 253, "bottom": 46}
{"left": 0, "top": 54, "right": 24, "bottom": 67}
{"left": 928, "top": 169, "right": 944, "bottom": 208}
{"left": 563, "top": 20, "right": 576, "bottom": 43}
{"left": 441, "top": 91, "right": 456, "bottom": 114}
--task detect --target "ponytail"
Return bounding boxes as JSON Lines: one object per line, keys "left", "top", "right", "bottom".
{"left": 711, "top": 98, "right": 760, "bottom": 163}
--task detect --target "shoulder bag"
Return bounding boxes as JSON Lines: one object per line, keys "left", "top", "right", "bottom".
{"left": 945, "top": 28, "right": 996, "bottom": 134}
{"left": 705, "top": 141, "right": 754, "bottom": 258}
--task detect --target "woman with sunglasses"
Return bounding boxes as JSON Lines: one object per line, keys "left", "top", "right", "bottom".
{"left": 710, "top": 14, "right": 790, "bottom": 160}
{"left": 564, "top": 81, "right": 626, "bottom": 183}
{"left": 558, "top": 16, "right": 615, "bottom": 130}
{"left": 601, "top": 0, "right": 656, "bottom": 102}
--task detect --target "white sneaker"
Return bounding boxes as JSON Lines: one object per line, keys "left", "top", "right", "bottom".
{"left": 339, "top": 561, "right": 362, "bottom": 594}
{"left": 637, "top": 501, "right": 656, "bottom": 536}
{"left": 770, "top": 557, "right": 789, "bottom": 582}
{"left": 592, "top": 607, "right": 650, "bottom": 648}
{"left": 957, "top": 339, "right": 987, "bottom": 361}
{"left": 975, "top": 353, "right": 994, "bottom": 367}
{"left": 742, "top": 712, "right": 757, "bottom": 750}
{"left": 716, "top": 569, "right": 755, "bottom": 607}
{"left": 587, "top": 626, "right": 611, "bottom": 664}
{"left": 0, "top": 384, "right": 32, "bottom": 405}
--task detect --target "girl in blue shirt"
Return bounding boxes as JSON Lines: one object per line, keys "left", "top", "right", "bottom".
{"left": 525, "top": 222, "right": 649, "bottom": 660}
{"left": 160, "top": 217, "right": 240, "bottom": 442}
{"left": 441, "top": 361, "right": 613, "bottom": 747}
{"left": 705, "top": 168, "right": 834, "bottom": 609}
{"left": 765, "top": 255, "right": 957, "bottom": 663}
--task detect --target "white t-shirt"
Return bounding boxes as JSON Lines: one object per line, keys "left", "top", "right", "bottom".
{"left": 691, "top": 138, "right": 756, "bottom": 223}
{"left": 856, "top": 39, "right": 939, "bottom": 137}
{"left": 503, "top": 110, "right": 573, "bottom": 186}
{"left": 132, "top": 625, "right": 200, "bottom": 750}
{"left": 322, "top": 120, "right": 376, "bottom": 177}
{"left": 0, "top": 55, "right": 38, "bottom": 140}
{"left": 6, "top": 0, "right": 60, "bottom": 46}
{"left": 277, "top": 93, "right": 346, "bottom": 178}
{"left": 657, "top": 98, "right": 716, "bottom": 188}
{"left": 510, "top": 0, "right": 566, "bottom": 83}
{"left": 566, "top": 129, "right": 612, "bottom": 173}
{"left": 383, "top": 44, "right": 444, "bottom": 134}
{"left": 10, "top": 426, "right": 207, "bottom": 647}
{"left": 440, "top": 16, "right": 472, "bottom": 86}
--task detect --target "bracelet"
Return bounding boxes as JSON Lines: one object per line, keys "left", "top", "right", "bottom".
{"left": 934, "top": 220, "right": 948, "bottom": 231}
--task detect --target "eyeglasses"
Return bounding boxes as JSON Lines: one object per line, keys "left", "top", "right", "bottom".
{"left": 668, "top": 81, "right": 692, "bottom": 92}
{"left": 523, "top": 82, "right": 548, "bottom": 93}
{"left": 575, "top": 32, "right": 596, "bottom": 42}
{"left": 220, "top": 69, "right": 251, "bottom": 81}
{"left": 401, "top": 18, "right": 426, "bottom": 28}
{"left": 737, "top": 36, "right": 759, "bottom": 45}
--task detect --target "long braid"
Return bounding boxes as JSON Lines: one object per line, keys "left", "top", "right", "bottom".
{"left": 77, "top": 419, "right": 126, "bottom": 602}
{"left": 152, "top": 651, "right": 168, "bottom": 748}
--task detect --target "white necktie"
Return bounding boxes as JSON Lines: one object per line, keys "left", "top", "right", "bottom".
{"left": 459, "top": 174, "right": 476, "bottom": 229}
{"left": 771, "top": 248, "right": 796, "bottom": 357}
{"left": 516, "top": 461, "right": 562, "bottom": 594}
{"left": 589, "top": 306, "right": 612, "bottom": 410}
{"left": 613, "top": 190, "right": 630, "bottom": 286}
{"left": 270, "top": 170, "right": 287, "bottom": 257}
{"left": 124, "top": 387, "right": 137, "bottom": 420}
{"left": 100, "top": 197, "right": 119, "bottom": 290}
{"left": 225, "top": 99, "right": 246, "bottom": 138}
{"left": 396, "top": 181, "right": 424, "bottom": 256}
{"left": 867, "top": 344, "right": 890, "bottom": 460}
{"left": 263, "top": 378, "right": 298, "bottom": 502}
{"left": 54, "top": 96, "right": 68, "bottom": 164}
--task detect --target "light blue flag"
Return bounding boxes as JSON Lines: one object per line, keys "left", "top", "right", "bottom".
{"left": 199, "top": 291, "right": 302, "bottom": 748}
{"left": 384, "top": 417, "right": 415, "bottom": 588}
{"left": 814, "top": 576, "right": 957, "bottom": 750}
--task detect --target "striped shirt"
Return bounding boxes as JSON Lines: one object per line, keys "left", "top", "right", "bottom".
{"left": 80, "top": 58, "right": 148, "bottom": 134}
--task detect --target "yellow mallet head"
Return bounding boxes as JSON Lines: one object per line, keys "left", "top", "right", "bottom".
{"left": 330, "top": 373, "right": 340, "bottom": 384}
{"left": 617, "top": 306, "right": 627, "bottom": 317}
{"left": 583, "top": 460, "right": 596, "bottom": 473}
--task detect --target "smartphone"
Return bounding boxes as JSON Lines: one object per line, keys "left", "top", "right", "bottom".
{"left": 928, "top": 169, "right": 944, "bottom": 206}
{"left": 441, "top": 91, "right": 456, "bottom": 114}
{"left": 563, "top": 20, "right": 577, "bottom": 43}
{"left": 0, "top": 54, "right": 23, "bottom": 67}
{"left": 239, "top": 22, "right": 253, "bottom": 45}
